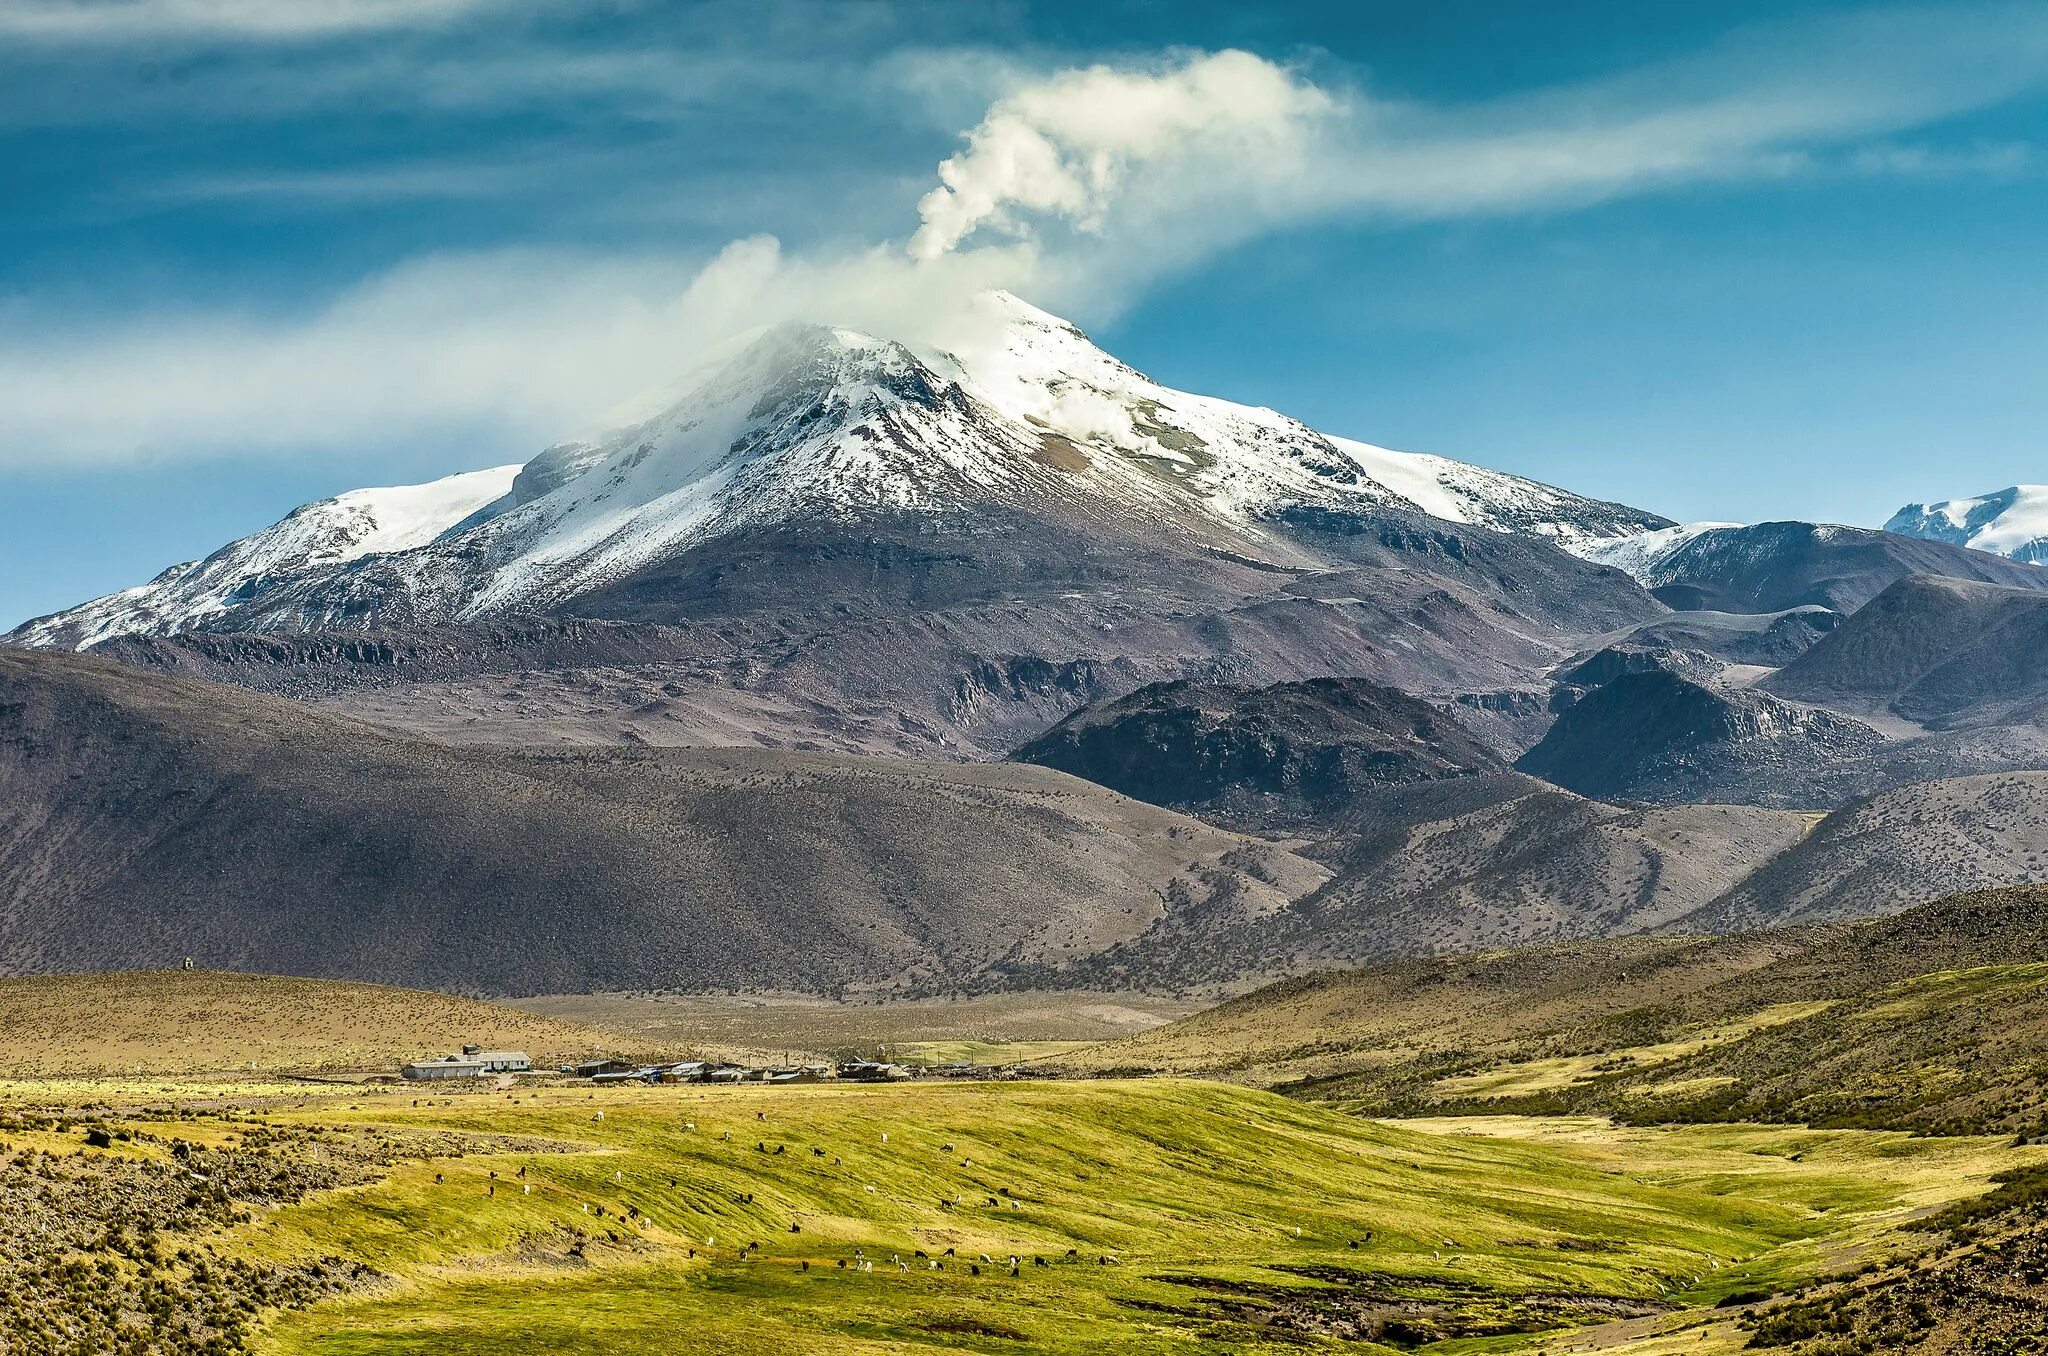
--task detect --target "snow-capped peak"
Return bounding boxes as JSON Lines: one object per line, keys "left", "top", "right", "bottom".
{"left": 924, "top": 289, "right": 1664, "bottom": 541}
{"left": 12, "top": 292, "right": 1671, "bottom": 647}
{"left": 1885, "top": 486, "right": 2048, "bottom": 565}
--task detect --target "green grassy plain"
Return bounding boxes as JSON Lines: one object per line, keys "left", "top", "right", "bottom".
{"left": 166, "top": 1079, "right": 2034, "bottom": 1355}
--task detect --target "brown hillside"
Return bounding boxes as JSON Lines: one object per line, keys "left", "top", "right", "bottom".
{"left": 0, "top": 648, "right": 1323, "bottom": 997}
{"left": 0, "top": 969, "right": 651, "bottom": 1076}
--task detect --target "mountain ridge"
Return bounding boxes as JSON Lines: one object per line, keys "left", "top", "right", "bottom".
{"left": 1572, "top": 519, "right": 2048, "bottom": 614}
{"left": 11, "top": 292, "right": 1667, "bottom": 649}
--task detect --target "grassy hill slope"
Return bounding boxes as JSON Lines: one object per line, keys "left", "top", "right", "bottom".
{"left": 1066, "top": 887, "right": 2048, "bottom": 1136}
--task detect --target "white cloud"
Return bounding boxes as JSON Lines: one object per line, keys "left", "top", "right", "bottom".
{"left": 910, "top": 50, "right": 1334, "bottom": 260}
{"left": 910, "top": 6, "right": 2048, "bottom": 278}
{"left": 1847, "top": 140, "right": 2034, "bottom": 177}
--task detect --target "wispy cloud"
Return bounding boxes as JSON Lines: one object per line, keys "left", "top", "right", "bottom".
{"left": 0, "top": 0, "right": 496, "bottom": 41}
{"left": 0, "top": 239, "right": 1028, "bottom": 467}
{"left": 4, "top": 3, "right": 2048, "bottom": 467}
{"left": 1846, "top": 140, "right": 2034, "bottom": 177}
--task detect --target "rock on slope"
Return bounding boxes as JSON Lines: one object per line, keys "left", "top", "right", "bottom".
{"left": 0, "top": 649, "right": 1323, "bottom": 996}
{"left": 1010, "top": 676, "right": 1502, "bottom": 825}
{"left": 1886, "top": 485, "right": 2048, "bottom": 564}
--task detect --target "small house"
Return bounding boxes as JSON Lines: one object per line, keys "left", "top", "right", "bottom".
{"left": 657, "top": 1062, "right": 709, "bottom": 1084}
{"left": 403, "top": 1054, "right": 487, "bottom": 1081}
{"left": 767, "top": 1064, "right": 832, "bottom": 1084}
{"left": 468, "top": 1049, "right": 531, "bottom": 1073}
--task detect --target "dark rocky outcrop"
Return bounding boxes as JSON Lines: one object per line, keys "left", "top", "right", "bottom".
{"left": 1011, "top": 676, "right": 1502, "bottom": 825}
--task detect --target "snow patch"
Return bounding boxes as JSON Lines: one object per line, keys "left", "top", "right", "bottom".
{"left": 1567, "top": 522, "right": 1742, "bottom": 580}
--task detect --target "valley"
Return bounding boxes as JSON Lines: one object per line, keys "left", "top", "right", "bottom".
{"left": 0, "top": 948, "right": 2042, "bottom": 1355}
{"left": 3, "top": 284, "right": 2046, "bottom": 1356}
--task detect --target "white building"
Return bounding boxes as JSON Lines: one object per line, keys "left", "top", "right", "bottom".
{"left": 472, "top": 1050, "right": 532, "bottom": 1073}
{"left": 401, "top": 1045, "right": 531, "bottom": 1079}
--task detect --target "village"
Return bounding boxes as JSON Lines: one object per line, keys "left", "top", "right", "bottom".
{"left": 399, "top": 1044, "right": 941, "bottom": 1086}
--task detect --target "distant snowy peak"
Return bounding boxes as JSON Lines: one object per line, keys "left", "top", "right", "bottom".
{"left": 12, "top": 465, "right": 520, "bottom": 648}
{"left": 12, "top": 292, "right": 1669, "bottom": 646}
{"left": 1885, "top": 486, "right": 2048, "bottom": 565}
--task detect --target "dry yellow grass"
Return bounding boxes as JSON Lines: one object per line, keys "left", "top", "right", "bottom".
{"left": 0, "top": 969, "right": 655, "bottom": 1075}
{"left": 1432, "top": 1001, "right": 1835, "bottom": 1098}
{"left": 515, "top": 989, "right": 1197, "bottom": 1063}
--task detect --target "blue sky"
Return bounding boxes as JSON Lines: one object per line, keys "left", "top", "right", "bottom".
{"left": 2, "top": 0, "right": 2045, "bottom": 628}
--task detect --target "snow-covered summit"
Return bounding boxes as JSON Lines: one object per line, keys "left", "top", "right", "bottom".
{"left": 1885, "top": 486, "right": 2048, "bottom": 565}
{"left": 12, "top": 294, "right": 1669, "bottom": 647}
{"left": 927, "top": 290, "right": 1664, "bottom": 542}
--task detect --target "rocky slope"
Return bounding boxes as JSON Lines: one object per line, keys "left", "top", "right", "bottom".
{"left": 998, "top": 773, "right": 1812, "bottom": 991}
{"left": 1763, "top": 574, "right": 2048, "bottom": 728}
{"left": 1580, "top": 605, "right": 1841, "bottom": 667}
{"left": 10, "top": 648, "right": 2048, "bottom": 997}
{"left": 1515, "top": 671, "right": 1886, "bottom": 806}
{"left": 0, "top": 648, "right": 1323, "bottom": 995}
{"left": 1681, "top": 772, "right": 2048, "bottom": 931}
{"left": 13, "top": 466, "right": 521, "bottom": 650}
